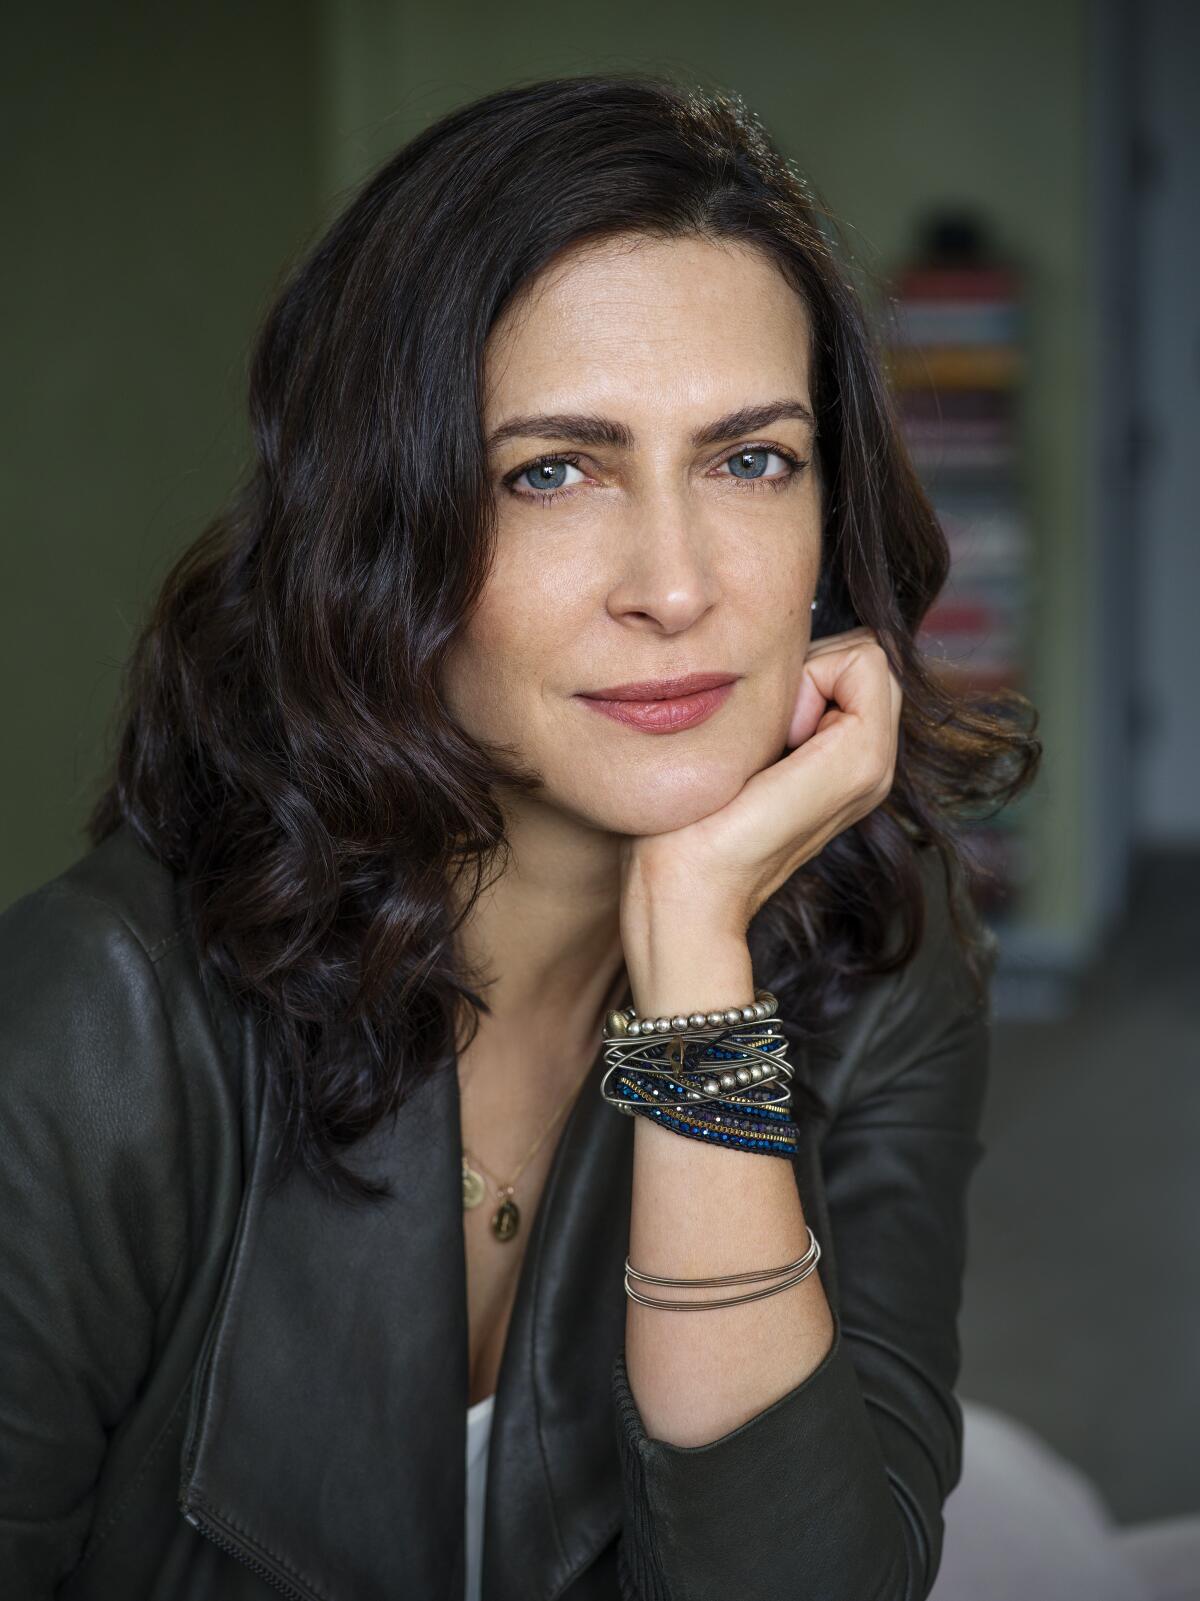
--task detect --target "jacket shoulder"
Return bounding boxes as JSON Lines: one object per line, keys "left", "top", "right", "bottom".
{"left": 0, "top": 823, "right": 241, "bottom": 1199}
{"left": 4, "top": 820, "right": 188, "bottom": 964}
{"left": 0, "top": 830, "right": 236, "bottom": 1587}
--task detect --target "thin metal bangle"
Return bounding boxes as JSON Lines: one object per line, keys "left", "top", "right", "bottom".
{"left": 625, "top": 1231, "right": 818, "bottom": 1290}
{"left": 624, "top": 1240, "right": 822, "bottom": 1311}
{"left": 625, "top": 1227, "right": 818, "bottom": 1288}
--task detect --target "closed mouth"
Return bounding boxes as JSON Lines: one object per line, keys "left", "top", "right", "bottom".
{"left": 579, "top": 671, "right": 738, "bottom": 701}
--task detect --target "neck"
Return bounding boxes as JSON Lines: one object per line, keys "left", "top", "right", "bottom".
{"left": 456, "top": 795, "right": 628, "bottom": 1075}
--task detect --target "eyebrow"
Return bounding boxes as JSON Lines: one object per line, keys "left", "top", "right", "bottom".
{"left": 485, "top": 398, "right": 817, "bottom": 453}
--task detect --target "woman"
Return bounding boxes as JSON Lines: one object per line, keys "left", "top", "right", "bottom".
{"left": 0, "top": 73, "right": 1039, "bottom": 1601}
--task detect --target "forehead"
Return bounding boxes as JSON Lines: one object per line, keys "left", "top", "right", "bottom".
{"left": 483, "top": 234, "right": 812, "bottom": 418}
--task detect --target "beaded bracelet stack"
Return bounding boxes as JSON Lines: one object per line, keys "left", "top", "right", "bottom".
{"left": 602, "top": 988, "right": 819, "bottom": 1313}
{"left": 600, "top": 989, "right": 800, "bottom": 1161}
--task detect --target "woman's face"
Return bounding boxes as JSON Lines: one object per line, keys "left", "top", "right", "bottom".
{"left": 443, "top": 233, "right": 823, "bottom": 839}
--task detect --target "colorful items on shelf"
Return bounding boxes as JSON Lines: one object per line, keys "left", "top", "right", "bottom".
{"left": 885, "top": 215, "right": 1033, "bottom": 922}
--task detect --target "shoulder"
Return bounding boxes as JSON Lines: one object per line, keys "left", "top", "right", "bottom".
{"left": 0, "top": 823, "right": 196, "bottom": 1077}
{"left": 0, "top": 824, "right": 241, "bottom": 1212}
{"left": 0, "top": 831, "right": 245, "bottom": 1498}
{"left": 0, "top": 825, "right": 182, "bottom": 1055}
{"left": 1, "top": 819, "right": 187, "bottom": 964}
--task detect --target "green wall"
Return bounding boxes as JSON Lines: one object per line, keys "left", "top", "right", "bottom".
{"left": 2, "top": 0, "right": 1091, "bottom": 946}
{"left": 0, "top": 3, "right": 321, "bottom": 905}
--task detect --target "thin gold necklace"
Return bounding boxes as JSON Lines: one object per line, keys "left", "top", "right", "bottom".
{"left": 459, "top": 967, "right": 629, "bottom": 1242}
{"left": 461, "top": 1053, "right": 597, "bottom": 1241}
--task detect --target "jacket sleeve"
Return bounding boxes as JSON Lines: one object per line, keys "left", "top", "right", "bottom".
{"left": 0, "top": 882, "right": 187, "bottom": 1598}
{"left": 608, "top": 868, "right": 996, "bottom": 1601}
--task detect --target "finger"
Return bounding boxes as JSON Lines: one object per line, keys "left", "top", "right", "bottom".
{"left": 805, "top": 645, "right": 898, "bottom": 799}
{"left": 807, "top": 645, "right": 892, "bottom": 738}
{"left": 788, "top": 635, "right": 890, "bottom": 748}
{"left": 712, "top": 643, "right": 900, "bottom": 894}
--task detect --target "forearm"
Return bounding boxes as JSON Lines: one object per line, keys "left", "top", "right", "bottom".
{"left": 622, "top": 926, "right": 835, "bottom": 1448}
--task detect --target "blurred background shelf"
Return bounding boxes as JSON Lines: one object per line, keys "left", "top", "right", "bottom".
{"left": 882, "top": 216, "right": 1046, "bottom": 1004}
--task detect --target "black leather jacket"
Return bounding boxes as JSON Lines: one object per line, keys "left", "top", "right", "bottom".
{"left": 0, "top": 823, "right": 994, "bottom": 1601}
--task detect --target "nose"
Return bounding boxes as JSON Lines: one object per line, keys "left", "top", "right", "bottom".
{"left": 604, "top": 492, "right": 720, "bottom": 635}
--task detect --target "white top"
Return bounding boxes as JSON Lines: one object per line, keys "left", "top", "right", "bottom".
{"left": 465, "top": 1392, "right": 495, "bottom": 1601}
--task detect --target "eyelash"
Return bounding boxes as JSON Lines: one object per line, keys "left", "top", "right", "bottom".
{"left": 502, "top": 444, "right": 809, "bottom": 506}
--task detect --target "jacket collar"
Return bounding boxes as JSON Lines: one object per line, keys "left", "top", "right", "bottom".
{"left": 178, "top": 1009, "right": 635, "bottom": 1601}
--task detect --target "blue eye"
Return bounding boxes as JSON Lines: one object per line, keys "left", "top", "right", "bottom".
{"left": 724, "top": 448, "right": 785, "bottom": 481}
{"left": 518, "top": 458, "right": 586, "bottom": 493}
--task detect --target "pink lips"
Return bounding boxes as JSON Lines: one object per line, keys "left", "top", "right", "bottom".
{"left": 576, "top": 672, "right": 739, "bottom": 734}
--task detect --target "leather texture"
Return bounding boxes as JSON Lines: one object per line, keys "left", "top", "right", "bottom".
{"left": 0, "top": 822, "right": 995, "bottom": 1600}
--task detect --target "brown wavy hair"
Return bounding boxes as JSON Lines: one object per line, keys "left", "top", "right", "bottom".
{"left": 88, "top": 71, "right": 1041, "bottom": 1205}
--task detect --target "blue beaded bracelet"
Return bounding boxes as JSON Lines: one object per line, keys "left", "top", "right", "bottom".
{"left": 611, "top": 1064, "right": 800, "bottom": 1157}
{"left": 600, "top": 1011, "right": 800, "bottom": 1158}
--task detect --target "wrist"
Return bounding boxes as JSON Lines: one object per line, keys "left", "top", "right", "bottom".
{"left": 621, "top": 929, "right": 755, "bottom": 1022}
{"left": 621, "top": 845, "right": 749, "bottom": 941}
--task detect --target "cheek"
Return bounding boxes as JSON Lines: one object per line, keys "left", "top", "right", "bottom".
{"left": 465, "top": 512, "right": 604, "bottom": 650}
{"left": 492, "top": 543, "right": 569, "bottom": 653}
{"left": 442, "top": 564, "right": 569, "bottom": 745}
{"left": 732, "top": 527, "right": 816, "bottom": 613}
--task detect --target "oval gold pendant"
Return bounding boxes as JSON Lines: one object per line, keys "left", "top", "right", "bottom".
{"left": 492, "top": 1197, "right": 520, "bottom": 1241}
{"left": 462, "top": 1162, "right": 486, "bottom": 1209}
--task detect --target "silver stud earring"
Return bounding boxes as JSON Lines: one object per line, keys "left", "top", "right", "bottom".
{"left": 810, "top": 599, "right": 818, "bottom": 611}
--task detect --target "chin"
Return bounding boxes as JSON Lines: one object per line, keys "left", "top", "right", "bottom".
{"left": 561, "top": 749, "right": 765, "bottom": 838}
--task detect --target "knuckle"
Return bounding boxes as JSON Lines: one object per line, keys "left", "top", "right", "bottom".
{"left": 847, "top": 739, "right": 884, "bottom": 794}
{"left": 856, "top": 743, "right": 895, "bottom": 803}
{"left": 865, "top": 639, "right": 892, "bottom": 671}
